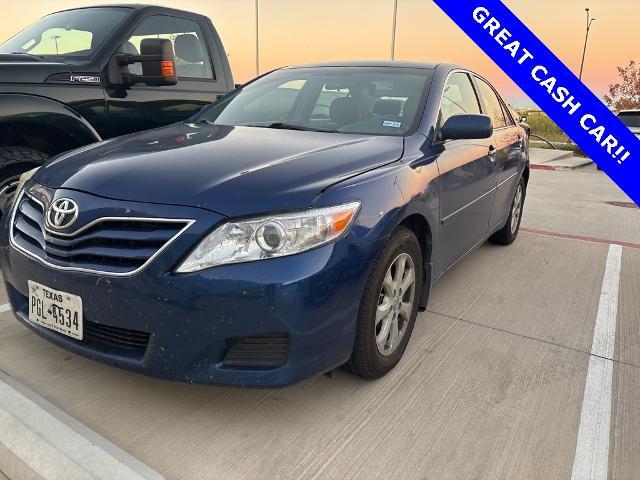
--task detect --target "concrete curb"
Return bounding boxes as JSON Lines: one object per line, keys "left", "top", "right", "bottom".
{"left": 0, "top": 370, "right": 164, "bottom": 480}
{"left": 529, "top": 147, "right": 574, "bottom": 164}
{"left": 530, "top": 158, "right": 593, "bottom": 171}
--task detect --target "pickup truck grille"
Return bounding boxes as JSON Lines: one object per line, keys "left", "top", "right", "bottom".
{"left": 11, "top": 193, "right": 191, "bottom": 275}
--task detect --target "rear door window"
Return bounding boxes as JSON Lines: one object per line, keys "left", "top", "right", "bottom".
{"left": 475, "top": 77, "right": 508, "bottom": 129}
{"left": 500, "top": 101, "right": 516, "bottom": 126}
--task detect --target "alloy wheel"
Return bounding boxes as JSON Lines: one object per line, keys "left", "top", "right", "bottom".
{"left": 510, "top": 184, "right": 523, "bottom": 235}
{"left": 375, "top": 253, "right": 416, "bottom": 356}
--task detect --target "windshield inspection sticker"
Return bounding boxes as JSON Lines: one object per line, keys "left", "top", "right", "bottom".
{"left": 382, "top": 120, "right": 402, "bottom": 128}
{"left": 433, "top": 0, "right": 640, "bottom": 206}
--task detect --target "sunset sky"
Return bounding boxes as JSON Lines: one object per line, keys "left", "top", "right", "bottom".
{"left": 1, "top": 0, "right": 637, "bottom": 107}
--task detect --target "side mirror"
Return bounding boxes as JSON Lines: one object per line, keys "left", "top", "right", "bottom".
{"left": 108, "top": 38, "right": 177, "bottom": 88}
{"left": 441, "top": 114, "right": 493, "bottom": 140}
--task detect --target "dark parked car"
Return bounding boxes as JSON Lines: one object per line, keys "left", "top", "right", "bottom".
{"left": 0, "top": 4, "right": 234, "bottom": 214}
{"left": 617, "top": 110, "right": 640, "bottom": 138}
{"left": 0, "top": 62, "right": 529, "bottom": 387}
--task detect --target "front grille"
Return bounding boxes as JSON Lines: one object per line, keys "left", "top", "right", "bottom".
{"left": 11, "top": 193, "right": 190, "bottom": 275}
{"left": 84, "top": 321, "right": 151, "bottom": 351}
{"left": 224, "top": 334, "right": 290, "bottom": 367}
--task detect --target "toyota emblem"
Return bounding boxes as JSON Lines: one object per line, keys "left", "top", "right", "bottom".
{"left": 47, "top": 198, "right": 79, "bottom": 230}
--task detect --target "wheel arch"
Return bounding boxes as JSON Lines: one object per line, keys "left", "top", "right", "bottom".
{"left": 398, "top": 212, "right": 433, "bottom": 310}
{"left": 0, "top": 94, "right": 101, "bottom": 157}
{"left": 522, "top": 164, "right": 530, "bottom": 187}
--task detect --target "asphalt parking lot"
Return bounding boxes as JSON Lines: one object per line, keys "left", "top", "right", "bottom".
{"left": 0, "top": 166, "right": 638, "bottom": 480}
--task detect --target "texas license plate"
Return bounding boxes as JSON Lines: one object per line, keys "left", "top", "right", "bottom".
{"left": 28, "top": 281, "right": 83, "bottom": 340}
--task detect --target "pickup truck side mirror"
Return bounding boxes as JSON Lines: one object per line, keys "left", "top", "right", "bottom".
{"left": 441, "top": 114, "right": 493, "bottom": 141}
{"left": 108, "top": 38, "right": 177, "bottom": 88}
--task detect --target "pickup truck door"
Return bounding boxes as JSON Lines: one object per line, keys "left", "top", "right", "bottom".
{"left": 104, "top": 14, "right": 228, "bottom": 138}
{"left": 434, "top": 72, "right": 497, "bottom": 275}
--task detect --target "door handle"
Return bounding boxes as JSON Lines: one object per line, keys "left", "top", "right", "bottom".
{"left": 488, "top": 146, "right": 497, "bottom": 162}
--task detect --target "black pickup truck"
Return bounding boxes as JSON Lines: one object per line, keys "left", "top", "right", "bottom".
{"left": 0, "top": 4, "right": 234, "bottom": 211}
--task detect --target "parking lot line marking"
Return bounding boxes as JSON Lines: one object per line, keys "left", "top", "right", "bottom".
{"left": 0, "top": 304, "right": 10, "bottom": 314}
{"left": 521, "top": 228, "right": 640, "bottom": 251}
{"left": 571, "top": 244, "right": 622, "bottom": 480}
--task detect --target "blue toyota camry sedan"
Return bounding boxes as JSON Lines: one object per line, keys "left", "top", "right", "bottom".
{"left": 0, "top": 62, "right": 529, "bottom": 387}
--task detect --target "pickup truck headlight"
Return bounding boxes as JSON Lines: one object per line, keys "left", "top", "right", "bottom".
{"left": 2, "top": 168, "right": 39, "bottom": 218}
{"left": 176, "top": 201, "right": 361, "bottom": 272}
{"left": 15, "top": 168, "right": 40, "bottom": 195}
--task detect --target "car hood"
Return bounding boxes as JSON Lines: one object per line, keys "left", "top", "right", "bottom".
{"left": 34, "top": 123, "right": 404, "bottom": 217}
{"left": 0, "top": 58, "right": 72, "bottom": 84}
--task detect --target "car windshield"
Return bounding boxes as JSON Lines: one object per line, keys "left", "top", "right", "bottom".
{"left": 0, "top": 7, "right": 131, "bottom": 59}
{"left": 195, "top": 66, "right": 434, "bottom": 136}
{"left": 618, "top": 112, "right": 640, "bottom": 128}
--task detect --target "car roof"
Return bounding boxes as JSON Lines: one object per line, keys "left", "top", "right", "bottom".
{"left": 283, "top": 60, "right": 447, "bottom": 70}
{"left": 51, "top": 4, "right": 201, "bottom": 17}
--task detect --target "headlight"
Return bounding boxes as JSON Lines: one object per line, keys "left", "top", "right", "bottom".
{"left": 176, "top": 201, "right": 361, "bottom": 272}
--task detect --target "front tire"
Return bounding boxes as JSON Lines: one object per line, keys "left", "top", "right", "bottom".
{"left": 343, "top": 227, "right": 423, "bottom": 379}
{"left": 489, "top": 177, "right": 526, "bottom": 245}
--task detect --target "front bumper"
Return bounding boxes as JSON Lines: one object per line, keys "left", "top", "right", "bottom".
{"left": 1, "top": 195, "right": 384, "bottom": 387}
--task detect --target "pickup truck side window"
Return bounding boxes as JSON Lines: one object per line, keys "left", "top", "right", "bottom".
{"left": 123, "top": 15, "right": 214, "bottom": 80}
{"left": 475, "top": 77, "right": 508, "bottom": 129}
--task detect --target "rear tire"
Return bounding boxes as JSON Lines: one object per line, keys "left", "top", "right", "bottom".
{"left": 0, "top": 147, "right": 49, "bottom": 218}
{"left": 489, "top": 177, "right": 526, "bottom": 246}
{"left": 343, "top": 227, "right": 423, "bottom": 379}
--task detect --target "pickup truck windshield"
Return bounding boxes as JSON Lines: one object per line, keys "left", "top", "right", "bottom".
{"left": 196, "top": 67, "right": 434, "bottom": 136}
{"left": 0, "top": 7, "right": 130, "bottom": 59}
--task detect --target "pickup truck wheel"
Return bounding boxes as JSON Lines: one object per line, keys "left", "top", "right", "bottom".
{"left": 0, "top": 147, "right": 49, "bottom": 218}
{"left": 489, "top": 177, "right": 526, "bottom": 246}
{"left": 343, "top": 227, "right": 423, "bottom": 379}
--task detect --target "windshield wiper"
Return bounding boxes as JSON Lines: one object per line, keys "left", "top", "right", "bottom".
{"left": 9, "top": 52, "right": 45, "bottom": 60}
{"left": 259, "top": 122, "right": 339, "bottom": 133}
{"left": 194, "top": 119, "right": 216, "bottom": 126}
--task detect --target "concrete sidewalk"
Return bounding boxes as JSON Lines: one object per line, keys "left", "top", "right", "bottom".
{"left": 0, "top": 370, "right": 164, "bottom": 480}
{"left": 529, "top": 147, "right": 592, "bottom": 170}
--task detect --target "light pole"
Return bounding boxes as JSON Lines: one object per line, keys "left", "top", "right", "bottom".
{"left": 390, "top": 0, "right": 398, "bottom": 60}
{"left": 578, "top": 8, "right": 595, "bottom": 81}
{"left": 255, "top": 0, "right": 260, "bottom": 76}
{"left": 51, "top": 35, "right": 61, "bottom": 55}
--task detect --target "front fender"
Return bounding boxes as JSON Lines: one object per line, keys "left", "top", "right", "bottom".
{"left": 315, "top": 159, "right": 440, "bottom": 248}
{"left": 317, "top": 157, "right": 440, "bottom": 309}
{"left": 0, "top": 94, "right": 101, "bottom": 152}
